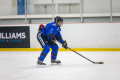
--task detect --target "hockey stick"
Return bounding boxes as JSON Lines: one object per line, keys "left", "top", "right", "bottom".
{"left": 57, "top": 40, "right": 104, "bottom": 64}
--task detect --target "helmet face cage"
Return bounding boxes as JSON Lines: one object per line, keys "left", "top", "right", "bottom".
{"left": 54, "top": 16, "right": 63, "bottom": 27}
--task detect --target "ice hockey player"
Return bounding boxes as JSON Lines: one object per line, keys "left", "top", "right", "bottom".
{"left": 37, "top": 16, "right": 67, "bottom": 65}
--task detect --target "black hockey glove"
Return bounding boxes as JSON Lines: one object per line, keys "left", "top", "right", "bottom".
{"left": 62, "top": 40, "right": 67, "bottom": 49}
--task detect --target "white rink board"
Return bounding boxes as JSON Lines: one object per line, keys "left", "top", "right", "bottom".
{"left": 0, "top": 23, "right": 120, "bottom": 48}
{"left": 30, "top": 23, "right": 120, "bottom": 48}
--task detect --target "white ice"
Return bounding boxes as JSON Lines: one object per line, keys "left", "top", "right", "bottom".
{"left": 0, "top": 51, "right": 120, "bottom": 80}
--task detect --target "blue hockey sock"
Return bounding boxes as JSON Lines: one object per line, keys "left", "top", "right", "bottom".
{"left": 39, "top": 45, "right": 50, "bottom": 62}
{"left": 51, "top": 52, "right": 57, "bottom": 60}
{"left": 50, "top": 44, "right": 59, "bottom": 60}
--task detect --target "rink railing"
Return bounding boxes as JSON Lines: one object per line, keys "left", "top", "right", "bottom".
{"left": 0, "top": 13, "right": 120, "bottom": 19}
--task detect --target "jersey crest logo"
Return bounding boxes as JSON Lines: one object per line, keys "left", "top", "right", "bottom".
{"left": 52, "top": 24, "right": 57, "bottom": 26}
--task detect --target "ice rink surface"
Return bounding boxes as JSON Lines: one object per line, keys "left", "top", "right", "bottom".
{"left": 0, "top": 51, "right": 120, "bottom": 80}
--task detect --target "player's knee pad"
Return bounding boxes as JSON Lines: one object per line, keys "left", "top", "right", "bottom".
{"left": 50, "top": 44, "right": 59, "bottom": 53}
{"left": 42, "top": 45, "right": 50, "bottom": 54}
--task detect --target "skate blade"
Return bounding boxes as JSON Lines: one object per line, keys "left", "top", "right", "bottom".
{"left": 51, "top": 63, "right": 61, "bottom": 65}
{"left": 36, "top": 63, "right": 46, "bottom": 68}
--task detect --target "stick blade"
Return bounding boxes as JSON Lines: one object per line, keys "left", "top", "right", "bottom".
{"left": 94, "top": 62, "right": 104, "bottom": 64}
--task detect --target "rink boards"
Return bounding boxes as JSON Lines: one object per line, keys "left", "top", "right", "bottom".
{"left": 0, "top": 23, "right": 120, "bottom": 51}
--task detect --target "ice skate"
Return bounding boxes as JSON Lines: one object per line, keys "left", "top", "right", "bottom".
{"left": 37, "top": 57, "right": 46, "bottom": 65}
{"left": 51, "top": 58, "right": 61, "bottom": 65}
{"left": 37, "top": 60, "right": 46, "bottom": 68}
{"left": 37, "top": 60, "right": 46, "bottom": 65}
{"left": 37, "top": 57, "right": 46, "bottom": 68}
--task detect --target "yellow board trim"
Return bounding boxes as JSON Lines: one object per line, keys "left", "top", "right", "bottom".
{"left": 0, "top": 48, "right": 120, "bottom": 51}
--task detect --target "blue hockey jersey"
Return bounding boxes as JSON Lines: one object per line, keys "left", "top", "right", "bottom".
{"left": 42, "top": 22, "right": 64, "bottom": 43}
